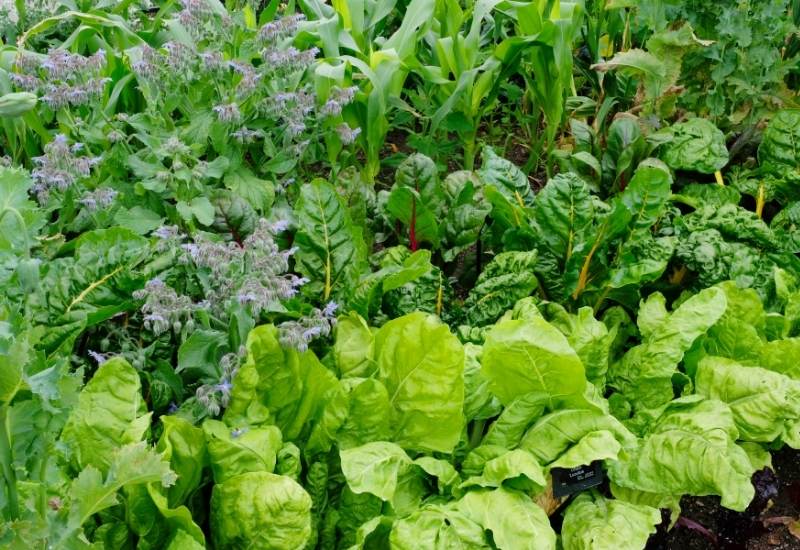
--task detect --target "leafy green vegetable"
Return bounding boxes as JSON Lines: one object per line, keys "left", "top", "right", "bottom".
{"left": 660, "top": 118, "right": 728, "bottom": 173}
{"left": 61, "top": 357, "right": 151, "bottom": 472}
{"left": 210, "top": 472, "right": 312, "bottom": 550}
{"left": 463, "top": 250, "right": 539, "bottom": 326}
{"left": 759, "top": 109, "right": 800, "bottom": 173}
{"left": 372, "top": 312, "right": 465, "bottom": 453}
{"left": 561, "top": 492, "right": 661, "bottom": 550}
{"left": 609, "top": 397, "right": 757, "bottom": 511}
{"left": 695, "top": 356, "right": 800, "bottom": 446}
{"left": 482, "top": 317, "right": 586, "bottom": 407}
{"left": 608, "top": 287, "right": 727, "bottom": 412}
{"left": 457, "top": 488, "right": 557, "bottom": 550}
{"left": 294, "top": 179, "right": 368, "bottom": 301}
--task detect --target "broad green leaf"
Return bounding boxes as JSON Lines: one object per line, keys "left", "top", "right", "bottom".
{"left": 695, "top": 356, "right": 800, "bottom": 445}
{"left": 619, "top": 161, "right": 672, "bottom": 230}
{"left": 462, "top": 449, "right": 546, "bottom": 492}
{"left": 478, "top": 147, "right": 534, "bottom": 206}
{"left": 760, "top": 338, "right": 800, "bottom": 380}
{"left": 340, "top": 441, "right": 413, "bottom": 502}
{"left": 758, "top": 109, "right": 800, "bottom": 172}
{"left": 294, "top": 179, "right": 368, "bottom": 301}
{"left": 373, "top": 312, "right": 465, "bottom": 452}
{"left": 224, "top": 325, "right": 339, "bottom": 441}
{"left": 385, "top": 186, "right": 441, "bottom": 247}
{"left": 608, "top": 287, "right": 727, "bottom": 411}
{"left": 210, "top": 472, "right": 312, "bottom": 550}
{"left": 482, "top": 317, "right": 586, "bottom": 407}
{"left": 209, "top": 190, "right": 257, "bottom": 241}
{"left": 463, "top": 250, "right": 539, "bottom": 326}
{"left": 591, "top": 49, "right": 667, "bottom": 100}
{"left": 336, "top": 378, "right": 393, "bottom": 449}
{"left": 480, "top": 392, "right": 549, "bottom": 449}
{"left": 532, "top": 173, "right": 593, "bottom": 259}
{"left": 390, "top": 504, "right": 487, "bottom": 549}
{"left": 156, "top": 416, "right": 207, "bottom": 507}
{"left": 463, "top": 343, "right": 502, "bottom": 421}
{"left": 608, "top": 398, "right": 756, "bottom": 511}
{"left": 114, "top": 206, "right": 163, "bottom": 235}
{"left": 203, "top": 419, "right": 282, "bottom": 482}
{"left": 543, "top": 304, "right": 616, "bottom": 387}
{"left": 61, "top": 357, "right": 151, "bottom": 472}
{"left": 346, "top": 248, "right": 433, "bottom": 318}
{"left": 561, "top": 492, "right": 661, "bottom": 550}
{"left": 0, "top": 332, "right": 26, "bottom": 405}
{"left": 223, "top": 166, "right": 275, "bottom": 212}
{"left": 518, "top": 408, "right": 635, "bottom": 467}
{"left": 334, "top": 312, "right": 376, "bottom": 377}
{"left": 457, "top": 488, "right": 556, "bottom": 550}
{"left": 34, "top": 228, "right": 149, "bottom": 353}
{"left": 660, "top": 118, "right": 729, "bottom": 174}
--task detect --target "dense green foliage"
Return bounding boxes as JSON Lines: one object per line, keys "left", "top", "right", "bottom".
{"left": 2, "top": 0, "right": 800, "bottom": 548}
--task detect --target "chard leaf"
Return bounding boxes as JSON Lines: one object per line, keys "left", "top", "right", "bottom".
{"left": 660, "top": 118, "right": 728, "bottom": 174}
{"left": 35, "top": 228, "right": 148, "bottom": 354}
{"left": 518, "top": 408, "right": 635, "bottom": 467}
{"left": 608, "top": 287, "right": 727, "bottom": 411}
{"left": 478, "top": 147, "right": 534, "bottom": 206}
{"left": 461, "top": 449, "right": 546, "bottom": 492}
{"left": 203, "top": 419, "right": 282, "bottom": 482}
{"left": 294, "top": 179, "right": 368, "bottom": 301}
{"left": 61, "top": 357, "right": 151, "bottom": 472}
{"left": 561, "top": 492, "right": 661, "bottom": 550}
{"left": 758, "top": 109, "right": 800, "bottom": 173}
{"left": 210, "top": 472, "right": 312, "bottom": 550}
{"left": 340, "top": 441, "right": 414, "bottom": 502}
{"left": 373, "top": 312, "right": 465, "bottom": 453}
{"left": 463, "top": 250, "right": 539, "bottom": 326}
{"left": 224, "top": 325, "right": 339, "bottom": 441}
{"left": 608, "top": 398, "right": 756, "bottom": 511}
{"left": 334, "top": 312, "right": 375, "bottom": 378}
{"left": 457, "top": 488, "right": 556, "bottom": 550}
{"left": 346, "top": 247, "right": 433, "bottom": 319}
{"left": 156, "top": 416, "right": 207, "bottom": 507}
{"left": 480, "top": 392, "right": 549, "bottom": 449}
{"left": 482, "top": 317, "right": 586, "bottom": 407}
{"left": 532, "top": 173, "right": 593, "bottom": 260}
{"left": 695, "top": 356, "right": 800, "bottom": 445}
{"left": 390, "top": 504, "right": 487, "bottom": 549}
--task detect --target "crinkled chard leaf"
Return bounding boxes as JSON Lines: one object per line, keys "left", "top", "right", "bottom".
{"left": 463, "top": 250, "right": 539, "bottom": 326}
{"left": 608, "top": 397, "right": 756, "bottom": 511}
{"left": 210, "top": 471, "right": 312, "bottom": 550}
{"left": 660, "top": 117, "right": 728, "bottom": 173}
{"left": 61, "top": 357, "right": 151, "bottom": 472}
{"left": 758, "top": 109, "right": 800, "bottom": 173}
{"left": 561, "top": 492, "right": 661, "bottom": 550}
{"left": 294, "top": 179, "right": 368, "bottom": 301}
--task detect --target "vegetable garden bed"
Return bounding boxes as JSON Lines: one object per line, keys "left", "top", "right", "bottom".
{"left": 2, "top": 0, "right": 800, "bottom": 549}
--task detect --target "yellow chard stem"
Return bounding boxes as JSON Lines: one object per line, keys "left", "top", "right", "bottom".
{"left": 714, "top": 170, "right": 724, "bottom": 186}
{"left": 756, "top": 182, "right": 765, "bottom": 218}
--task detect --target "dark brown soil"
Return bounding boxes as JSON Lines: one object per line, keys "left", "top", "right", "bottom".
{"left": 647, "top": 448, "right": 800, "bottom": 549}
